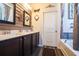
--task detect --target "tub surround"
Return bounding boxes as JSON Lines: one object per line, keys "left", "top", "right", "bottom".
{"left": 58, "top": 39, "right": 79, "bottom": 56}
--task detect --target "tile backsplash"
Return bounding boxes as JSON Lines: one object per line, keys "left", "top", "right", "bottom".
{"left": 0, "top": 29, "right": 32, "bottom": 35}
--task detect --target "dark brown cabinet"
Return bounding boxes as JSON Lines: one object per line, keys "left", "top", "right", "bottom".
{"left": 19, "top": 37, "right": 23, "bottom": 56}
{"left": 23, "top": 34, "right": 32, "bottom": 56}
{"left": 0, "top": 37, "right": 21, "bottom": 56}
{"left": 0, "top": 32, "right": 39, "bottom": 56}
{"left": 31, "top": 32, "right": 39, "bottom": 54}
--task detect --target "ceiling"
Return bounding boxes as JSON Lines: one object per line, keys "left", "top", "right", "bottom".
{"left": 29, "top": 3, "right": 57, "bottom": 11}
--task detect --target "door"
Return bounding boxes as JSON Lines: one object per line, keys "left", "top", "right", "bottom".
{"left": 43, "top": 12, "right": 57, "bottom": 46}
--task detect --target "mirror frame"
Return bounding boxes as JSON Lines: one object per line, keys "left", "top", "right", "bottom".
{"left": 0, "top": 3, "right": 16, "bottom": 24}
{"left": 23, "top": 10, "right": 31, "bottom": 27}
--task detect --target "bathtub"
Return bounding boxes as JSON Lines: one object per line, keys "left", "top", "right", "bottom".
{"left": 61, "top": 39, "right": 73, "bottom": 47}
{"left": 58, "top": 39, "right": 79, "bottom": 56}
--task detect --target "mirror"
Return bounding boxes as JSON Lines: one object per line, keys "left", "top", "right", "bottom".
{"left": 0, "top": 3, "right": 16, "bottom": 24}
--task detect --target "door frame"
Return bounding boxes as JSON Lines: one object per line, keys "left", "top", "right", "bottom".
{"left": 42, "top": 8, "right": 58, "bottom": 46}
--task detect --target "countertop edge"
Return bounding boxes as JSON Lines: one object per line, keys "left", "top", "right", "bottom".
{"left": 0, "top": 31, "right": 39, "bottom": 41}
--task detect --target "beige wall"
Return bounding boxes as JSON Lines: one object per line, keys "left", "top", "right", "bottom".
{"left": 31, "top": 3, "right": 61, "bottom": 46}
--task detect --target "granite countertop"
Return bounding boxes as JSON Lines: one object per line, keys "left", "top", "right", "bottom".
{"left": 0, "top": 31, "right": 39, "bottom": 41}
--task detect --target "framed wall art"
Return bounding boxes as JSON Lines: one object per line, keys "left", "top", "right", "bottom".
{"left": 0, "top": 3, "right": 16, "bottom": 24}
{"left": 23, "top": 11, "right": 31, "bottom": 27}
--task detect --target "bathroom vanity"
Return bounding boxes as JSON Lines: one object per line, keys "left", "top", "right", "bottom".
{"left": 0, "top": 31, "right": 39, "bottom": 56}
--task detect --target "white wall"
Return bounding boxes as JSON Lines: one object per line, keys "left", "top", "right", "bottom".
{"left": 31, "top": 4, "right": 61, "bottom": 46}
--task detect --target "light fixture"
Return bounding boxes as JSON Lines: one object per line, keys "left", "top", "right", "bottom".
{"left": 34, "top": 9, "right": 40, "bottom": 21}
{"left": 34, "top": 9, "right": 40, "bottom": 12}
{"left": 34, "top": 15, "right": 39, "bottom": 21}
{"left": 46, "top": 4, "right": 55, "bottom": 8}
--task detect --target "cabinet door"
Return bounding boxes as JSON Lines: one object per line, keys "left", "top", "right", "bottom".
{"left": 32, "top": 33, "right": 37, "bottom": 53}
{"left": 19, "top": 37, "right": 23, "bottom": 56}
{"left": 31, "top": 32, "right": 39, "bottom": 53}
{"left": 0, "top": 37, "right": 20, "bottom": 56}
{"left": 0, "top": 41, "right": 5, "bottom": 56}
{"left": 23, "top": 35, "right": 32, "bottom": 56}
{"left": 36, "top": 32, "right": 39, "bottom": 46}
